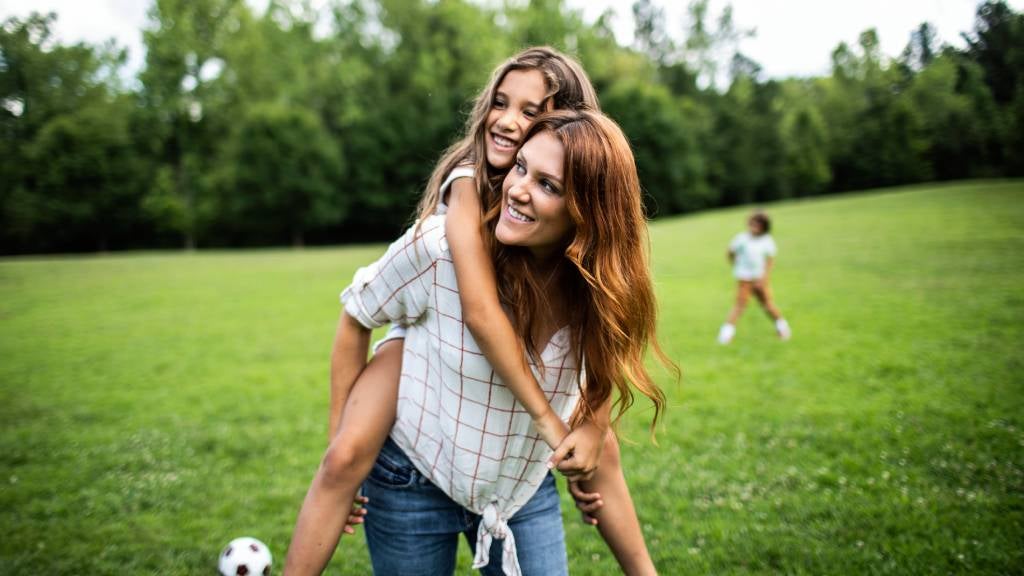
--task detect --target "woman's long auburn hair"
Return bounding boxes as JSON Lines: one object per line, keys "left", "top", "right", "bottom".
{"left": 415, "top": 46, "right": 599, "bottom": 223}
{"left": 484, "top": 110, "right": 675, "bottom": 433}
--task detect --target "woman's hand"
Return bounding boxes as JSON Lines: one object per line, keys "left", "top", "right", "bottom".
{"left": 547, "top": 419, "right": 606, "bottom": 482}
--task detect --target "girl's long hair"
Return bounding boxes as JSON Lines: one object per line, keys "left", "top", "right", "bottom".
{"left": 415, "top": 47, "right": 599, "bottom": 223}
{"left": 484, "top": 110, "right": 675, "bottom": 434}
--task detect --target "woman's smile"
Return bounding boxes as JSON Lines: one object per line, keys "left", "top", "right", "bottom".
{"left": 505, "top": 203, "right": 534, "bottom": 223}
{"left": 495, "top": 130, "right": 573, "bottom": 259}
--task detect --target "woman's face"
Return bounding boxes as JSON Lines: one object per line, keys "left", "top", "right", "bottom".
{"left": 495, "top": 130, "right": 573, "bottom": 259}
{"left": 485, "top": 69, "right": 548, "bottom": 170}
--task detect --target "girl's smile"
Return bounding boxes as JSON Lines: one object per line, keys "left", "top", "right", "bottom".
{"left": 485, "top": 69, "right": 548, "bottom": 170}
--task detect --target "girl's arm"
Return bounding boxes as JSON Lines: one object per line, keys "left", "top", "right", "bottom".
{"left": 327, "top": 310, "right": 372, "bottom": 439}
{"left": 446, "top": 177, "right": 569, "bottom": 449}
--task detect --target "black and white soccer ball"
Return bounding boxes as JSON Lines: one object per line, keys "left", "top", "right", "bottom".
{"left": 218, "top": 537, "right": 272, "bottom": 576}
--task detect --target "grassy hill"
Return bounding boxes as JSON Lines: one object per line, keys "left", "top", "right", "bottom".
{"left": 1, "top": 180, "right": 1021, "bottom": 574}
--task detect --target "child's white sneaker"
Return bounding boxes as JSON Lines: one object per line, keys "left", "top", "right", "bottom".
{"left": 717, "top": 323, "right": 736, "bottom": 345}
{"left": 775, "top": 318, "right": 791, "bottom": 340}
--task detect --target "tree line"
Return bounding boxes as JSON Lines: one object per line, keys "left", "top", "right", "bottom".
{"left": 2, "top": 0, "right": 1022, "bottom": 254}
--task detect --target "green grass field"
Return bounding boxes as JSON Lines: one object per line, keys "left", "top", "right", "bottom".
{"left": 2, "top": 180, "right": 1022, "bottom": 575}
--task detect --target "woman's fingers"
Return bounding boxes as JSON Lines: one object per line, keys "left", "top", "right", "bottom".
{"left": 548, "top": 437, "right": 575, "bottom": 470}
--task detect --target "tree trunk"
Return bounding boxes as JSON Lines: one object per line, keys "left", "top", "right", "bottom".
{"left": 175, "top": 149, "right": 195, "bottom": 251}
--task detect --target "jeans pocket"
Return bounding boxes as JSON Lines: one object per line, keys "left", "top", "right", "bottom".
{"left": 367, "top": 442, "right": 418, "bottom": 489}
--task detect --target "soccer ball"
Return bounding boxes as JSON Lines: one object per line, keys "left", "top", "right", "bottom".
{"left": 218, "top": 537, "right": 272, "bottom": 576}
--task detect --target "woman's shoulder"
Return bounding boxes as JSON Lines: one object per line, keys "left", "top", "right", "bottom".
{"left": 408, "top": 214, "right": 451, "bottom": 262}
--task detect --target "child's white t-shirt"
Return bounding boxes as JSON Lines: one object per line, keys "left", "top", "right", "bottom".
{"left": 729, "top": 231, "right": 777, "bottom": 280}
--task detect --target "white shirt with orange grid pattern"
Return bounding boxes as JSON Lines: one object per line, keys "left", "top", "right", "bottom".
{"left": 340, "top": 177, "right": 581, "bottom": 576}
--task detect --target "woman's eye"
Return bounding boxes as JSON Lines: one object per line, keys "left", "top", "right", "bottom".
{"left": 541, "top": 180, "right": 556, "bottom": 193}
{"left": 493, "top": 98, "right": 506, "bottom": 109}
{"left": 515, "top": 160, "right": 526, "bottom": 174}
{"left": 523, "top": 109, "right": 537, "bottom": 119}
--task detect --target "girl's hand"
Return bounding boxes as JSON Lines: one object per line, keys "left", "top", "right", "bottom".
{"left": 342, "top": 495, "right": 369, "bottom": 535}
{"left": 568, "top": 481, "right": 603, "bottom": 526}
{"left": 547, "top": 419, "right": 606, "bottom": 482}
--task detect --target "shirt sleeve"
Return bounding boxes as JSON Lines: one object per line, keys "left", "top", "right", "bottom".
{"left": 340, "top": 215, "right": 447, "bottom": 329}
{"left": 766, "top": 236, "right": 777, "bottom": 257}
{"left": 729, "top": 233, "right": 744, "bottom": 252}
{"left": 440, "top": 165, "right": 475, "bottom": 194}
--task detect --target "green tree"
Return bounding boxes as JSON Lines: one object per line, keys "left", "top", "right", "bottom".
{"left": 708, "top": 76, "right": 785, "bottom": 204}
{"left": 905, "top": 52, "right": 996, "bottom": 179}
{"left": 964, "top": 0, "right": 1024, "bottom": 105}
{"left": 226, "top": 104, "right": 344, "bottom": 246}
{"left": 140, "top": 0, "right": 244, "bottom": 248}
{"left": 27, "top": 100, "right": 144, "bottom": 251}
{"left": 1, "top": 12, "right": 138, "bottom": 252}
{"left": 333, "top": 0, "right": 509, "bottom": 237}
{"left": 603, "top": 79, "right": 713, "bottom": 214}
{"left": 778, "top": 81, "right": 831, "bottom": 197}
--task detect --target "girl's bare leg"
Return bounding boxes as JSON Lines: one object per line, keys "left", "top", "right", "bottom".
{"left": 726, "top": 281, "right": 753, "bottom": 325}
{"left": 752, "top": 283, "right": 782, "bottom": 320}
{"left": 574, "top": 431, "right": 656, "bottom": 576}
{"left": 283, "top": 340, "right": 403, "bottom": 576}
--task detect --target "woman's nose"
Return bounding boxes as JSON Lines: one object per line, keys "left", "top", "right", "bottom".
{"left": 508, "top": 181, "right": 530, "bottom": 203}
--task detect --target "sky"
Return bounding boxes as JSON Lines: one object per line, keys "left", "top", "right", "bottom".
{"left": 2, "top": 0, "right": 1022, "bottom": 80}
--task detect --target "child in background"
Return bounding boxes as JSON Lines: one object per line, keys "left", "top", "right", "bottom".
{"left": 717, "top": 211, "right": 791, "bottom": 344}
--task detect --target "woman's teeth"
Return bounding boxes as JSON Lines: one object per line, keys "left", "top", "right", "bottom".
{"left": 507, "top": 204, "right": 534, "bottom": 223}
{"left": 492, "top": 134, "right": 516, "bottom": 148}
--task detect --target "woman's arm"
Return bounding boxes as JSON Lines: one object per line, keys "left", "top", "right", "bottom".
{"left": 328, "top": 310, "right": 373, "bottom": 439}
{"left": 446, "top": 177, "right": 569, "bottom": 449}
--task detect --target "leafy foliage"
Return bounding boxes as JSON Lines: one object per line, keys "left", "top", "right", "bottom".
{"left": 2, "top": 0, "right": 1023, "bottom": 253}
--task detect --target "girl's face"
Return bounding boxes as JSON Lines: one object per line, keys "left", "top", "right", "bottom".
{"left": 496, "top": 131, "right": 573, "bottom": 259}
{"left": 748, "top": 218, "right": 764, "bottom": 235}
{"left": 485, "top": 69, "right": 549, "bottom": 170}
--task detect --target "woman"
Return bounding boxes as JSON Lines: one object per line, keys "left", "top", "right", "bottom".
{"left": 336, "top": 109, "right": 671, "bottom": 575}
{"left": 285, "top": 47, "right": 659, "bottom": 576}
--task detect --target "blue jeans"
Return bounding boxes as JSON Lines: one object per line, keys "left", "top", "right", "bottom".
{"left": 362, "top": 437, "right": 568, "bottom": 576}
